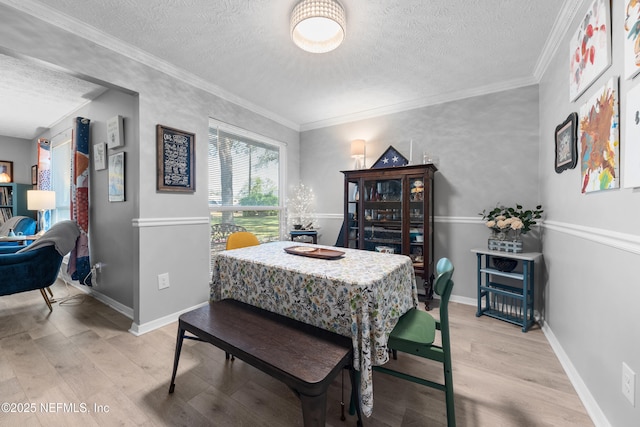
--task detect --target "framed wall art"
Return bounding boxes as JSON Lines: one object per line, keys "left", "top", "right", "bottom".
{"left": 108, "top": 151, "right": 125, "bottom": 202}
{"left": 624, "top": 83, "right": 640, "bottom": 188}
{"left": 624, "top": 0, "right": 640, "bottom": 80}
{"left": 0, "top": 160, "right": 13, "bottom": 183}
{"left": 156, "top": 124, "right": 195, "bottom": 193}
{"left": 93, "top": 142, "right": 107, "bottom": 171}
{"left": 107, "top": 115, "right": 124, "bottom": 148}
{"left": 569, "top": 0, "right": 611, "bottom": 102}
{"left": 579, "top": 77, "right": 619, "bottom": 193}
{"left": 554, "top": 113, "right": 578, "bottom": 173}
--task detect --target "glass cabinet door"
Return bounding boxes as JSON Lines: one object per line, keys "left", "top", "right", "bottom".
{"left": 408, "top": 176, "right": 426, "bottom": 274}
{"left": 362, "top": 177, "right": 403, "bottom": 253}
{"left": 345, "top": 179, "right": 359, "bottom": 249}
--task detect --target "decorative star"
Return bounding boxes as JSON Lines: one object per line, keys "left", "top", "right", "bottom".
{"left": 392, "top": 155, "right": 399, "bottom": 163}
{"left": 382, "top": 157, "right": 389, "bottom": 164}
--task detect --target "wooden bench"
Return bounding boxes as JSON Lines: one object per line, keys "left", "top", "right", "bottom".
{"left": 168, "top": 299, "right": 363, "bottom": 426}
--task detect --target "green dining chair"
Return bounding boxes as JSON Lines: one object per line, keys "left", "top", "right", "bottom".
{"left": 374, "top": 257, "right": 456, "bottom": 426}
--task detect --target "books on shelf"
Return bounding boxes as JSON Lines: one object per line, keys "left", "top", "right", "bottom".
{"left": 0, "top": 186, "right": 13, "bottom": 206}
{"left": 0, "top": 207, "right": 13, "bottom": 223}
{"left": 0, "top": 186, "right": 15, "bottom": 224}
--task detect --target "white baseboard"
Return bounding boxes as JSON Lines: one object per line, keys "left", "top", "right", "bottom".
{"left": 128, "top": 301, "right": 209, "bottom": 336}
{"left": 541, "top": 323, "right": 611, "bottom": 427}
{"left": 450, "top": 294, "right": 606, "bottom": 427}
{"left": 66, "top": 281, "right": 134, "bottom": 319}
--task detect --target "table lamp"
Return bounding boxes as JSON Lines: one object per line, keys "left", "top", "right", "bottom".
{"left": 351, "top": 139, "right": 366, "bottom": 169}
{"left": 27, "top": 190, "right": 56, "bottom": 235}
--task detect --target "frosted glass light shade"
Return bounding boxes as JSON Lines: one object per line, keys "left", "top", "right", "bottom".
{"left": 27, "top": 190, "right": 56, "bottom": 211}
{"left": 291, "top": 0, "right": 346, "bottom": 53}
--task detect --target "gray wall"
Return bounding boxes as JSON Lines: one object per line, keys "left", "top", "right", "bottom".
{"left": 0, "top": 5, "right": 300, "bottom": 330}
{"left": 0, "top": 135, "right": 32, "bottom": 184}
{"left": 537, "top": 1, "right": 640, "bottom": 426}
{"left": 300, "top": 85, "right": 541, "bottom": 300}
{"left": 32, "top": 88, "right": 138, "bottom": 309}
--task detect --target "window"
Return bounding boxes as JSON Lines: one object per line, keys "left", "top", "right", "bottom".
{"left": 208, "top": 120, "right": 285, "bottom": 255}
{"left": 50, "top": 131, "right": 71, "bottom": 223}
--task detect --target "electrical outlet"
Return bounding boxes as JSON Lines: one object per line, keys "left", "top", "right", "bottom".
{"left": 158, "top": 273, "right": 170, "bottom": 290}
{"left": 623, "top": 362, "right": 636, "bottom": 406}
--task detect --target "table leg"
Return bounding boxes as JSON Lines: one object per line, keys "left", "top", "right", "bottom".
{"left": 348, "top": 367, "right": 363, "bottom": 426}
{"left": 168, "top": 324, "right": 185, "bottom": 393}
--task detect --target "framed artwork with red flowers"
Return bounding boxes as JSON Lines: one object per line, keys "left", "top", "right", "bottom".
{"left": 569, "top": 0, "right": 611, "bottom": 102}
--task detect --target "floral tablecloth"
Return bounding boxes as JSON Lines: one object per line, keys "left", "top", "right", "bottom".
{"left": 210, "top": 241, "right": 418, "bottom": 417}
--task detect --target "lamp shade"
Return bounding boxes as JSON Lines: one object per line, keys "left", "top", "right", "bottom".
{"left": 291, "top": 0, "right": 346, "bottom": 53}
{"left": 351, "top": 139, "right": 365, "bottom": 157}
{"left": 27, "top": 190, "right": 56, "bottom": 211}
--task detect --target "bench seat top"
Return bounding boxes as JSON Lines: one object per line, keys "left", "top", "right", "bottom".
{"left": 179, "top": 299, "right": 353, "bottom": 396}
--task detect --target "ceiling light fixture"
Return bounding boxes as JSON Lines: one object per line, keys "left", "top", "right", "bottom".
{"left": 290, "top": 0, "right": 346, "bottom": 53}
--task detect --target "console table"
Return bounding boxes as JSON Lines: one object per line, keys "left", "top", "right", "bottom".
{"left": 471, "top": 248, "right": 542, "bottom": 332}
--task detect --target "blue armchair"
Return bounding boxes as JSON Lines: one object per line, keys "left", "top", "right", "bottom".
{"left": 0, "top": 220, "right": 80, "bottom": 311}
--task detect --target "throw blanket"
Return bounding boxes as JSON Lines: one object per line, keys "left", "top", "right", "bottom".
{"left": 18, "top": 220, "right": 80, "bottom": 256}
{"left": 0, "top": 216, "right": 26, "bottom": 236}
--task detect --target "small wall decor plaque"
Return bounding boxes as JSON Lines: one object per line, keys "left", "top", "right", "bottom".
{"left": 554, "top": 113, "right": 578, "bottom": 173}
{"left": 31, "top": 165, "right": 38, "bottom": 185}
{"left": 93, "top": 142, "right": 107, "bottom": 171}
{"left": 108, "top": 152, "right": 125, "bottom": 202}
{"left": 156, "top": 124, "right": 195, "bottom": 193}
{"left": 107, "top": 115, "right": 124, "bottom": 148}
{"left": 0, "top": 160, "right": 13, "bottom": 183}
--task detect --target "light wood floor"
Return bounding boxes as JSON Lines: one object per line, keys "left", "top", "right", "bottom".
{"left": 0, "top": 281, "right": 593, "bottom": 426}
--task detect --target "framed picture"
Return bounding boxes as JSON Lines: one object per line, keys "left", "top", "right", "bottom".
{"left": 370, "top": 145, "right": 409, "bottom": 169}
{"left": 0, "top": 160, "right": 13, "bottom": 183}
{"left": 554, "top": 113, "right": 578, "bottom": 173}
{"left": 31, "top": 165, "right": 38, "bottom": 185}
{"left": 569, "top": 0, "right": 611, "bottom": 101}
{"left": 156, "top": 124, "right": 195, "bottom": 192}
{"left": 108, "top": 152, "right": 125, "bottom": 202}
{"left": 107, "top": 115, "right": 124, "bottom": 148}
{"left": 624, "top": 0, "right": 640, "bottom": 80}
{"left": 93, "top": 142, "right": 107, "bottom": 170}
{"left": 579, "top": 77, "right": 619, "bottom": 193}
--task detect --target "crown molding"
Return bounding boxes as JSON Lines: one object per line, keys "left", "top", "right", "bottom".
{"left": 533, "top": 0, "right": 585, "bottom": 81}
{"left": 1, "top": 0, "right": 300, "bottom": 132}
{"left": 4, "top": 0, "right": 577, "bottom": 134}
{"left": 300, "top": 76, "right": 538, "bottom": 131}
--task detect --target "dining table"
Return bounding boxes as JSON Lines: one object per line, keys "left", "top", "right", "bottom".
{"left": 209, "top": 240, "right": 419, "bottom": 417}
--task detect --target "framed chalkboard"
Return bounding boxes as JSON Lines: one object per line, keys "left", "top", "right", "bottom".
{"left": 156, "top": 125, "right": 195, "bottom": 192}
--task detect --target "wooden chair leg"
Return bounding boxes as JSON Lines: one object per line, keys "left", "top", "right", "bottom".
{"left": 46, "top": 286, "right": 56, "bottom": 303}
{"left": 39, "top": 288, "right": 53, "bottom": 312}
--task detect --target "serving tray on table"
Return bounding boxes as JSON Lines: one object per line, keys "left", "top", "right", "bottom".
{"left": 284, "top": 246, "right": 345, "bottom": 260}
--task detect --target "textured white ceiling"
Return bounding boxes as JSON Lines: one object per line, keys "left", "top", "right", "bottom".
{"left": 0, "top": 53, "right": 107, "bottom": 139}
{"left": 1, "top": 0, "right": 566, "bottom": 138}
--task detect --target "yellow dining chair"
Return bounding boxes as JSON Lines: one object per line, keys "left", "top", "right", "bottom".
{"left": 374, "top": 257, "right": 456, "bottom": 426}
{"left": 225, "top": 231, "right": 259, "bottom": 250}
{"left": 223, "top": 230, "right": 259, "bottom": 361}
